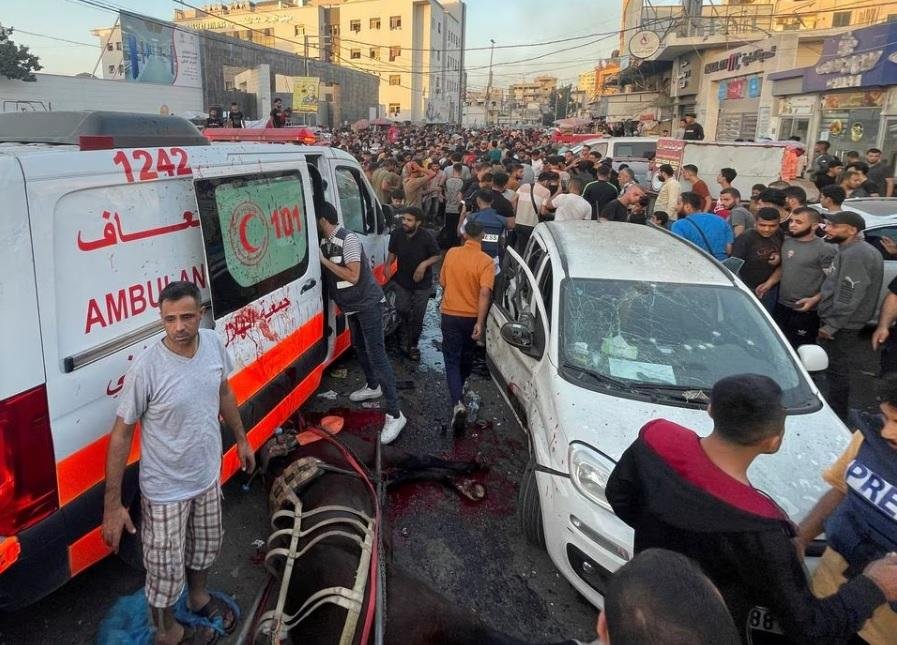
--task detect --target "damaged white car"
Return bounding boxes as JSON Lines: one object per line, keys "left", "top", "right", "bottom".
{"left": 485, "top": 220, "right": 851, "bottom": 608}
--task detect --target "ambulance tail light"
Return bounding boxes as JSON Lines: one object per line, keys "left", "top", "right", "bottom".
{"left": 0, "top": 386, "right": 59, "bottom": 535}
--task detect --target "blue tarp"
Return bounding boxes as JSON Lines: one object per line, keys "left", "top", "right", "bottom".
{"left": 97, "top": 588, "right": 240, "bottom": 644}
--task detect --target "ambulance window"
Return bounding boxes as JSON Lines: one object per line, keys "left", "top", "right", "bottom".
{"left": 194, "top": 170, "right": 310, "bottom": 318}
{"left": 335, "top": 166, "right": 374, "bottom": 235}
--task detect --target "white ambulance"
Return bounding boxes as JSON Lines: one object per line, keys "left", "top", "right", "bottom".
{"left": 0, "top": 111, "right": 392, "bottom": 608}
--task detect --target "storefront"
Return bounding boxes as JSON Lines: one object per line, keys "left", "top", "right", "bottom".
{"left": 770, "top": 22, "right": 897, "bottom": 161}
{"left": 717, "top": 74, "right": 763, "bottom": 141}
{"left": 818, "top": 91, "right": 884, "bottom": 158}
{"left": 697, "top": 42, "right": 779, "bottom": 141}
{"left": 776, "top": 95, "right": 815, "bottom": 142}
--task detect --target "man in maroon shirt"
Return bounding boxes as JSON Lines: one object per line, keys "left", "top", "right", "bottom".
{"left": 682, "top": 164, "right": 712, "bottom": 212}
{"left": 607, "top": 374, "right": 897, "bottom": 644}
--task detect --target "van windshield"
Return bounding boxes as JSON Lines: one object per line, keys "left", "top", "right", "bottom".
{"left": 559, "top": 278, "right": 818, "bottom": 411}
{"left": 610, "top": 141, "right": 656, "bottom": 158}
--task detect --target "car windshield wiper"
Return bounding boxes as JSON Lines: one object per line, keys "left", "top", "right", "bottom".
{"left": 628, "top": 382, "right": 710, "bottom": 404}
{"left": 562, "top": 363, "right": 657, "bottom": 400}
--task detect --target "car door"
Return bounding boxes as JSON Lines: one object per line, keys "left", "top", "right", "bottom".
{"left": 487, "top": 239, "right": 551, "bottom": 429}
{"left": 862, "top": 223, "right": 897, "bottom": 321}
{"left": 333, "top": 164, "right": 388, "bottom": 277}
{"left": 192, "top": 161, "right": 325, "bottom": 470}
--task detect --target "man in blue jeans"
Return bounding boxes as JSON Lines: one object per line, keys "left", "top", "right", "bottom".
{"left": 318, "top": 203, "right": 407, "bottom": 443}
{"left": 439, "top": 220, "right": 495, "bottom": 432}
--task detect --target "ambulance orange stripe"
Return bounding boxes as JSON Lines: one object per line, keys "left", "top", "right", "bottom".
{"left": 60, "top": 364, "right": 326, "bottom": 579}
{"left": 220, "top": 362, "right": 325, "bottom": 482}
{"left": 57, "top": 427, "right": 142, "bottom": 507}
{"left": 330, "top": 329, "right": 352, "bottom": 363}
{"left": 229, "top": 313, "right": 324, "bottom": 404}
{"left": 68, "top": 526, "right": 108, "bottom": 577}
{"left": 56, "top": 313, "right": 324, "bottom": 507}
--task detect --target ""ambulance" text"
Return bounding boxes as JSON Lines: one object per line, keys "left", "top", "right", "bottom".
{"left": 85, "top": 264, "right": 206, "bottom": 334}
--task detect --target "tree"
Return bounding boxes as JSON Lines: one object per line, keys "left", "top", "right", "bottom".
{"left": 0, "top": 25, "right": 42, "bottom": 82}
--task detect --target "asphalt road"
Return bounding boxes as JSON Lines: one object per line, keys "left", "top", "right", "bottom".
{"left": 0, "top": 289, "right": 884, "bottom": 645}
{"left": 0, "top": 295, "right": 597, "bottom": 644}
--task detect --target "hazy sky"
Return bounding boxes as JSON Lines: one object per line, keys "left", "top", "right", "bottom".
{"left": 4, "top": 0, "right": 622, "bottom": 86}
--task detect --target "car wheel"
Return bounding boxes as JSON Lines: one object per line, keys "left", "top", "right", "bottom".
{"left": 518, "top": 459, "right": 546, "bottom": 549}
{"left": 382, "top": 282, "right": 400, "bottom": 337}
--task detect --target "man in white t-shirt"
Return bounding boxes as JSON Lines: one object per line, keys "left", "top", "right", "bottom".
{"left": 512, "top": 171, "right": 555, "bottom": 253}
{"left": 542, "top": 178, "right": 592, "bottom": 222}
{"left": 103, "top": 281, "right": 254, "bottom": 644}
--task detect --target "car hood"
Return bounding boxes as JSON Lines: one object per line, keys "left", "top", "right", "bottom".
{"left": 548, "top": 379, "right": 851, "bottom": 522}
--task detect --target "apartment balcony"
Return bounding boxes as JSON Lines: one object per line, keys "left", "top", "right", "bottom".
{"left": 643, "top": 5, "right": 773, "bottom": 61}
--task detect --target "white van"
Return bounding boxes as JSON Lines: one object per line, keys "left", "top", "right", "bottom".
{"left": 0, "top": 111, "right": 391, "bottom": 608}
{"left": 565, "top": 137, "right": 658, "bottom": 186}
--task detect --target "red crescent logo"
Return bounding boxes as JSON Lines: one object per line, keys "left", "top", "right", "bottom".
{"left": 239, "top": 211, "right": 258, "bottom": 253}
{"left": 229, "top": 201, "right": 268, "bottom": 266}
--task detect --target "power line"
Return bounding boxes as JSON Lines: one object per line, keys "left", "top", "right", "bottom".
{"left": 11, "top": 28, "right": 98, "bottom": 48}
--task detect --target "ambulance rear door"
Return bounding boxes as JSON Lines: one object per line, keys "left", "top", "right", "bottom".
{"left": 191, "top": 159, "right": 324, "bottom": 473}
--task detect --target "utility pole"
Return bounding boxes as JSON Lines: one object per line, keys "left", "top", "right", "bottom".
{"left": 303, "top": 33, "right": 310, "bottom": 126}
{"left": 485, "top": 39, "right": 495, "bottom": 125}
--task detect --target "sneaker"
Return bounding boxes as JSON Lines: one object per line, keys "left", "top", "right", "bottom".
{"left": 381, "top": 411, "right": 407, "bottom": 444}
{"left": 349, "top": 385, "right": 382, "bottom": 402}
{"left": 451, "top": 402, "right": 467, "bottom": 434}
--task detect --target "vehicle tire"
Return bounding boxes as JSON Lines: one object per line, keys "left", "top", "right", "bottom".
{"left": 518, "top": 459, "right": 546, "bottom": 549}
{"left": 382, "top": 282, "right": 400, "bottom": 337}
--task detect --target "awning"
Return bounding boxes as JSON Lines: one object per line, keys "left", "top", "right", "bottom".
{"left": 617, "top": 60, "right": 672, "bottom": 86}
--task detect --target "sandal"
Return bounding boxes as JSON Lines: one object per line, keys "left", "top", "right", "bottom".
{"left": 192, "top": 596, "right": 237, "bottom": 636}
{"left": 178, "top": 624, "right": 219, "bottom": 645}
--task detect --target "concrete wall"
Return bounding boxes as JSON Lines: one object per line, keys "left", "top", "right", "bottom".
{"left": 197, "top": 30, "right": 379, "bottom": 125}
{"left": 0, "top": 73, "right": 203, "bottom": 115}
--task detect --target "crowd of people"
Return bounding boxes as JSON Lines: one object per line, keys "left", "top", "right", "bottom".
{"left": 99, "top": 120, "right": 897, "bottom": 645}
{"left": 333, "top": 124, "right": 895, "bottom": 429}
{"left": 321, "top": 124, "right": 897, "bottom": 644}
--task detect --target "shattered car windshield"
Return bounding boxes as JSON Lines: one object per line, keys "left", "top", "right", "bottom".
{"left": 559, "top": 278, "right": 817, "bottom": 411}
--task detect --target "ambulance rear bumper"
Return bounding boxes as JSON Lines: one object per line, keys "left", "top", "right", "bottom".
{"left": 0, "top": 510, "right": 69, "bottom": 610}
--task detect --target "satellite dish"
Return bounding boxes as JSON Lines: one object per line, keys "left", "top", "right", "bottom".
{"left": 629, "top": 31, "right": 661, "bottom": 59}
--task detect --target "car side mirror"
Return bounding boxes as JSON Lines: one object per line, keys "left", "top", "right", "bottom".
{"left": 797, "top": 344, "right": 829, "bottom": 372}
{"left": 501, "top": 314, "right": 535, "bottom": 349}
{"left": 721, "top": 256, "right": 744, "bottom": 276}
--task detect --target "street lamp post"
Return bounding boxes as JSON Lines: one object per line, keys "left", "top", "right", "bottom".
{"left": 485, "top": 39, "right": 495, "bottom": 125}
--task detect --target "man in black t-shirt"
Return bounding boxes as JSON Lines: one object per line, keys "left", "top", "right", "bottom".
{"left": 583, "top": 165, "right": 619, "bottom": 220}
{"left": 873, "top": 275, "right": 897, "bottom": 376}
{"left": 269, "top": 98, "right": 287, "bottom": 128}
{"left": 682, "top": 113, "right": 705, "bottom": 140}
{"left": 730, "top": 207, "right": 783, "bottom": 312}
{"left": 228, "top": 102, "right": 245, "bottom": 128}
{"left": 600, "top": 184, "right": 645, "bottom": 222}
{"left": 385, "top": 207, "right": 441, "bottom": 361}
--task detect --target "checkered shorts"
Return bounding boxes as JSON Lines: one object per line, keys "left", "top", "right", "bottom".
{"left": 141, "top": 483, "right": 223, "bottom": 608}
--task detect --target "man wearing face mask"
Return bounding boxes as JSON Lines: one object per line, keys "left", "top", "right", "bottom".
{"left": 815, "top": 211, "right": 884, "bottom": 420}
{"left": 772, "top": 207, "right": 836, "bottom": 349}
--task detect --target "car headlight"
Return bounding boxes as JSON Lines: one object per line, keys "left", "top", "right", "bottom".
{"left": 569, "top": 443, "right": 616, "bottom": 511}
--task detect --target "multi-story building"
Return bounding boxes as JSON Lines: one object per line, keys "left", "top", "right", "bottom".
{"left": 577, "top": 69, "right": 596, "bottom": 101}
{"left": 90, "top": 26, "right": 124, "bottom": 80}
{"left": 332, "top": 0, "right": 465, "bottom": 123}
{"left": 168, "top": 0, "right": 464, "bottom": 123}
{"left": 509, "top": 75, "right": 557, "bottom": 107}
{"left": 616, "top": 0, "right": 897, "bottom": 143}
{"left": 174, "top": 1, "right": 328, "bottom": 55}
{"left": 578, "top": 61, "right": 620, "bottom": 102}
